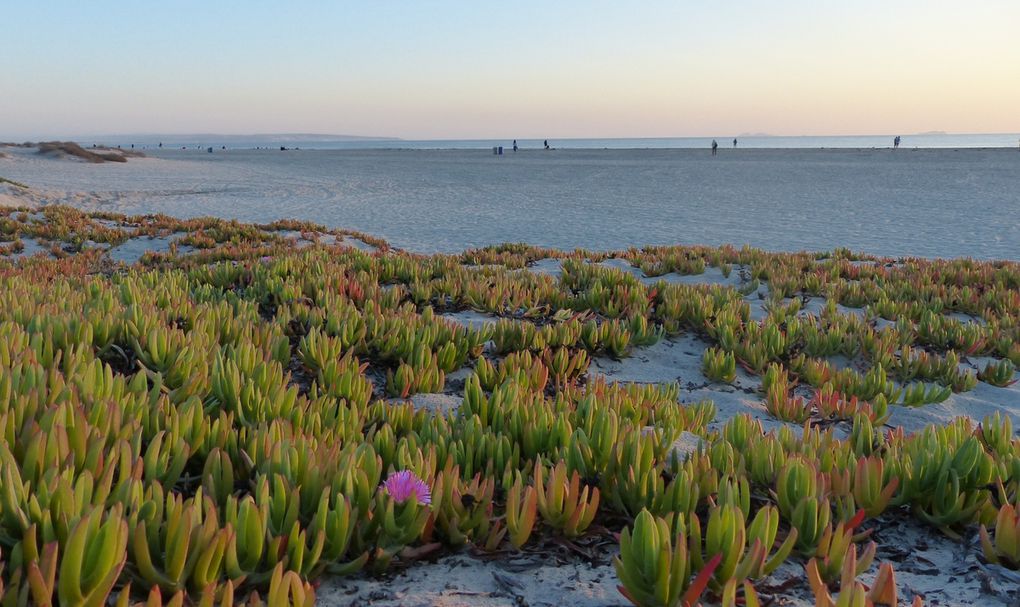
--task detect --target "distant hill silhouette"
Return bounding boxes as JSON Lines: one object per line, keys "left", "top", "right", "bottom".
{"left": 86, "top": 133, "right": 401, "bottom": 144}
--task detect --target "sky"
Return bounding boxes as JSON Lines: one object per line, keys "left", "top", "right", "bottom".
{"left": 3, "top": 1, "right": 1019, "bottom": 140}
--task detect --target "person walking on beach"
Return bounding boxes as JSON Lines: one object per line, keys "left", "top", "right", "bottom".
{"left": 894, "top": 135, "right": 901, "bottom": 149}
{"left": 711, "top": 140, "right": 718, "bottom": 156}
{"left": 544, "top": 140, "right": 550, "bottom": 150}
{"left": 733, "top": 138, "right": 737, "bottom": 148}
{"left": 513, "top": 140, "right": 518, "bottom": 152}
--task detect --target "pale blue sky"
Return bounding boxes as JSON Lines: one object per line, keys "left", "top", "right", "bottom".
{"left": 3, "top": 1, "right": 1019, "bottom": 139}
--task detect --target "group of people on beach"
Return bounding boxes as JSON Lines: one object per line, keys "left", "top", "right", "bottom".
{"left": 508, "top": 136, "right": 928, "bottom": 154}
{"left": 509, "top": 140, "right": 550, "bottom": 152}
{"left": 710, "top": 136, "right": 909, "bottom": 154}
{"left": 508, "top": 138, "right": 741, "bottom": 155}
{"left": 710, "top": 138, "right": 739, "bottom": 155}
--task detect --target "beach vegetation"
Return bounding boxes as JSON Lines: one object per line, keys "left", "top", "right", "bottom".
{"left": 0, "top": 206, "right": 1015, "bottom": 604}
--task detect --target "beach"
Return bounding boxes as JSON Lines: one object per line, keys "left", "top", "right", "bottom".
{"left": 2, "top": 144, "right": 1017, "bottom": 259}
{"left": 1, "top": 147, "right": 1019, "bottom": 606}
{"left": 7, "top": 2, "right": 1020, "bottom": 605}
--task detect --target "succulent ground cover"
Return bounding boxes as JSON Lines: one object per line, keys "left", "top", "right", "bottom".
{"left": 0, "top": 205, "right": 1016, "bottom": 606}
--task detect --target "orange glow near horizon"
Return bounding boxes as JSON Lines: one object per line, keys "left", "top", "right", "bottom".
{"left": 2, "top": 2, "right": 1019, "bottom": 139}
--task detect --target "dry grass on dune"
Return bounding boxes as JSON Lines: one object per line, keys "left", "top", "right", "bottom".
{"left": 0, "top": 177, "right": 29, "bottom": 188}
{"left": 36, "top": 141, "right": 145, "bottom": 163}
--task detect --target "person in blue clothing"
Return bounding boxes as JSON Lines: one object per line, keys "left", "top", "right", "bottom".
{"left": 513, "top": 140, "right": 518, "bottom": 152}
{"left": 711, "top": 140, "right": 718, "bottom": 156}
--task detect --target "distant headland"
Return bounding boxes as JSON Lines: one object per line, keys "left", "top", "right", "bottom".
{"left": 73, "top": 133, "right": 403, "bottom": 146}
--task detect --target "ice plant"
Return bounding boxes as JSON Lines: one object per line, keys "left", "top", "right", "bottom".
{"left": 978, "top": 359, "right": 1017, "bottom": 387}
{"left": 807, "top": 556, "right": 917, "bottom": 607}
{"left": 790, "top": 496, "right": 832, "bottom": 554}
{"left": 721, "top": 579, "right": 762, "bottom": 607}
{"left": 381, "top": 470, "right": 432, "bottom": 506}
{"left": 431, "top": 467, "right": 495, "bottom": 546}
{"left": 614, "top": 510, "right": 720, "bottom": 607}
{"left": 533, "top": 460, "right": 600, "bottom": 538}
{"left": 55, "top": 507, "right": 131, "bottom": 606}
{"left": 907, "top": 434, "right": 993, "bottom": 536}
{"left": 977, "top": 412, "right": 1014, "bottom": 458}
{"left": 765, "top": 385, "right": 811, "bottom": 424}
{"left": 702, "top": 347, "right": 737, "bottom": 383}
{"left": 810, "top": 510, "right": 876, "bottom": 584}
{"left": 775, "top": 457, "right": 822, "bottom": 519}
{"left": 979, "top": 502, "right": 1020, "bottom": 569}
{"left": 899, "top": 382, "right": 951, "bottom": 407}
{"left": 852, "top": 456, "right": 899, "bottom": 518}
{"left": 505, "top": 475, "right": 539, "bottom": 549}
{"left": 0, "top": 207, "right": 1017, "bottom": 604}
{"left": 689, "top": 504, "right": 798, "bottom": 591}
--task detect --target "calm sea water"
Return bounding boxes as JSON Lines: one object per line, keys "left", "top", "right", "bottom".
{"left": 93, "top": 133, "right": 1020, "bottom": 151}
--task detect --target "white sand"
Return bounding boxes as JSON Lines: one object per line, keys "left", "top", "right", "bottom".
{"left": 320, "top": 551, "right": 622, "bottom": 607}
{"left": 1, "top": 144, "right": 1017, "bottom": 259}
{"left": 321, "top": 521, "right": 1019, "bottom": 607}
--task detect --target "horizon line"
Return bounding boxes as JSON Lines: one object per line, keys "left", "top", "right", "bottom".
{"left": 7, "top": 129, "right": 1020, "bottom": 143}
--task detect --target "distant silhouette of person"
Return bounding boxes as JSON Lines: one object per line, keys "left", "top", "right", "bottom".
{"left": 158, "top": 142, "right": 162, "bottom": 148}
{"left": 544, "top": 140, "right": 550, "bottom": 150}
{"left": 894, "top": 136, "right": 901, "bottom": 149}
{"left": 513, "top": 140, "right": 518, "bottom": 152}
{"left": 733, "top": 138, "right": 737, "bottom": 148}
{"left": 711, "top": 140, "right": 718, "bottom": 156}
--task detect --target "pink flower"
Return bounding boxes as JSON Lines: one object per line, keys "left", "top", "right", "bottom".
{"left": 381, "top": 470, "right": 431, "bottom": 506}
